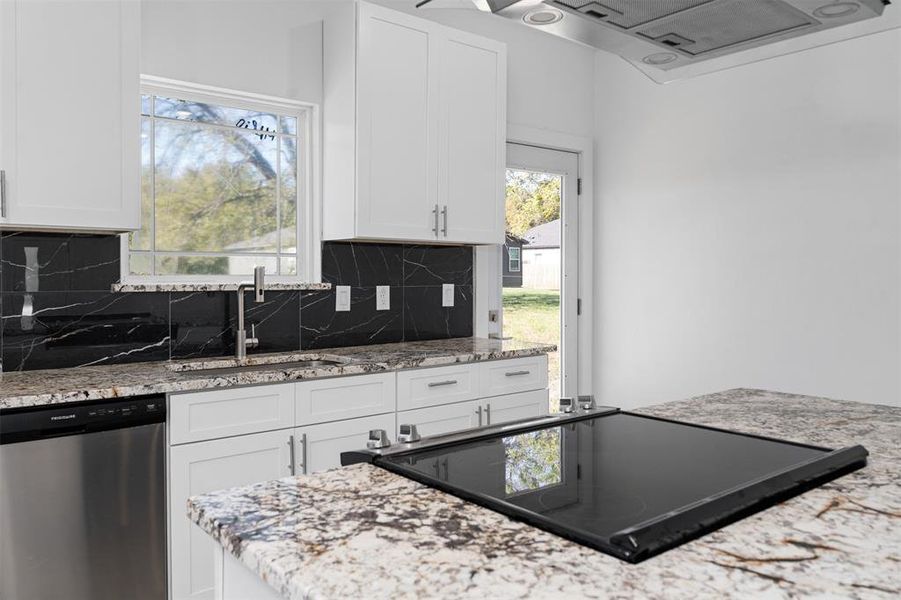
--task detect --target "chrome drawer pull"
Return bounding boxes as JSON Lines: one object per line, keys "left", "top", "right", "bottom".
{"left": 428, "top": 380, "right": 458, "bottom": 388}
{"left": 475, "top": 405, "right": 483, "bottom": 427}
{"left": 505, "top": 370, "right": 530, "bottom": 377}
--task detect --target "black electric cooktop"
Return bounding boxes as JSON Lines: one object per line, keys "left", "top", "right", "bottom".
{"left": 343, "top": 408, "right": 867, "bottom": 563}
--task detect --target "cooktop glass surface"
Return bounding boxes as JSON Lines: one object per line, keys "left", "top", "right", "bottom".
{"left": 377, "top": 412, "right": 864, "bottom": 561}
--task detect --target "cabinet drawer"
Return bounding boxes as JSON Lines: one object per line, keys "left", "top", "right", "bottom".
{"left": 479, "top": 356, "right": 548, "bottom": 398}
{"left": 484, "top": 389, "right": 549, "bottom": 426}
{"left": 169, "top": 384, "right": 295, "bottom": 445}
{"left": 295, "top": 373, "right": 395, "bottom": 426}
{"left": 396, "top": 363, "right": 479, "bottom": 411}
{"left": 397, "top": 400, "right": 482, "bottom": 438}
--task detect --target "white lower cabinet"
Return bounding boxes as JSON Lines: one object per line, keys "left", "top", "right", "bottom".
{"left": 169, "top": 356, "right": 551, "bottom": 600}
{"left": 169, "top": 430, "right": 293, "bottom": 600}
{"left": 294, "top": 413, "right": 396, "bottom": 474}
{"left": 397, "top": 389, "right": 550, "bottom": 439}
{"left": 484, "top": 389, "right": 549, "bottom": 426}
{"left": 397, "top": 400, "right": 483, "bottom": 438}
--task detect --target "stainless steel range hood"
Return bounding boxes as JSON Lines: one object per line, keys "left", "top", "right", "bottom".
{"left": 475, "top": 0, "right": 896, "bottom": 81}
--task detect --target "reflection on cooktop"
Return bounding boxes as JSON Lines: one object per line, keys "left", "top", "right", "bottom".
{"left": 381, "top": 411, "right": 866, "bottom": 561}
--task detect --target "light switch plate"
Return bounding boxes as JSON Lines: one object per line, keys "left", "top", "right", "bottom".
{"left": 376, "top": 286, "right": 390, "bottom": 311}
{"left": 336, "top": 286, "right": 351, "bottom": 312}
{"left": 442, "top": 284, "right": 455, "bottom": 307}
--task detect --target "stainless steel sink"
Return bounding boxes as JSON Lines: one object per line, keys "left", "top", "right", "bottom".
{"left": 167, "top": 354, "right": 353, "bottom": 373}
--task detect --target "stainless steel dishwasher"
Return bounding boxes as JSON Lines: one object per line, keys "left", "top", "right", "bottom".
{"left": 1, "top": 395, "right": 167, "bottom": 600}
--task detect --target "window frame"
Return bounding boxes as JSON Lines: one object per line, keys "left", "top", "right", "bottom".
{"left": 508, "top": 246, "right": 521, "bottom": 272}
{"left": 121, "top": 76, "right": 321, "bottom": 285}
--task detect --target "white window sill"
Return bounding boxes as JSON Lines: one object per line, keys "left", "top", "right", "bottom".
{"left": 111, "top": 282, "right": 332, "bottom": 293}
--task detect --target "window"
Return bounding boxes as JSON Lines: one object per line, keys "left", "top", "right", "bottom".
{"left": 128, "top": 79, "right": 316, "bottom": 282}
{"left": 508, "top": 247, "right": 521, "bottom": 272}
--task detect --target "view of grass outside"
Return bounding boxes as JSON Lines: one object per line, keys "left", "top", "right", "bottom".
{"left": 505, "top": 168, "right": 563, "bottom": 411}
{"left": 502, "top": 288, "right": 561, "bottom": 409}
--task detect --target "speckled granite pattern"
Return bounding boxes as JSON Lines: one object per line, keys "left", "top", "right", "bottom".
{"left": 111, "top": 282, "right": 332, "bottom": 292}
{"left": 0, "top": 338, "right": 555, "bottom": 410}
{"left": 188, "top": 389, "right": 900, "bottom": 600}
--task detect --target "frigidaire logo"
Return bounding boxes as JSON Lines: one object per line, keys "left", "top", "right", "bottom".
{"left": 50, "top": 414, "right": 76, "bottom": 421}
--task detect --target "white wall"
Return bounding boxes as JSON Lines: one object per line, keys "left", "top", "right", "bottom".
{"left": 593, "top": 30, "right": 901, "bottom": 408}
{"left": 141, "top": 0, "right": 327, "bottom": 103}
{"left": 374, "top": 1, "right": 596, "bottom": 138}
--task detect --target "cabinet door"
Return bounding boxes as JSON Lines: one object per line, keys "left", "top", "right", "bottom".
{"left": 0, "top": 0, "right": 140, "bottom": 231}
{"left": 169, "top": 430, "right": 292, "bottom": 600}
{"left": 396, "top": 400, "right": 483, "bottom": 438}
{"left": 295, "top": 413, "right": 396, "bottom": 474}
{"left": 438, "top": 30, "right": 506, "bottom": 244}
{"left": 356, "top": 2, "right": 438, "bottom": 241}
{"left": 485, "top": 389, "right": 549, "bottom": 427}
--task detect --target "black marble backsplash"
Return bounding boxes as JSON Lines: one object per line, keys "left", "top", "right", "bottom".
{"left": 0, "top": 232, "right": 473, "bottom": 371}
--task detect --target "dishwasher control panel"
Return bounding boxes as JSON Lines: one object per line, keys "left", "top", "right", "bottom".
{"left": 0, "top": 395, "right": 166, "bottom": 444}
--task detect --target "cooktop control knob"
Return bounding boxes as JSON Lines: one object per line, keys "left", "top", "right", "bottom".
{"left": 366, "top": 429, "right": 392, "bottom": 449}
{"left": 559, "top": 397, "right": 574, "bottom": 413}
{"left": 397, "top": 424, "right": 422, "bottom": 444}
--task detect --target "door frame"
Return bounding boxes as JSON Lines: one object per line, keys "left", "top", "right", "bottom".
{"left": 474, "top": 124, "right": 594, "bottom": 398}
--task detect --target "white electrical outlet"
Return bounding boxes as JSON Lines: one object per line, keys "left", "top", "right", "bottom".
{"left": 376, "top": 286, "right": 390, "bottom": 311}
{"left": 442, "top": 284, "right": 455, "bottom": 307}
{"left": 335, "top": 286, "right": 351, "bottom": 312}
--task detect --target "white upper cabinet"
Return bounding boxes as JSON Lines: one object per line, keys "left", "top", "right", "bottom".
{"left": 0, "top": 0, "right": 140, "bottom": 232}
{"left": 324, "top": 1, "right": 506, "bottom": 245}
{"left": 438, "top": 31, "right": 506, "bottom": 245}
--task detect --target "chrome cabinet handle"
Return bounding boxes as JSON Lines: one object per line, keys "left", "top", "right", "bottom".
{"left": 1, "top": 169, "right": 7, "bottom": 219}
{"left": 505, "top": 370, "right": 530, "bottom": 377}
{"left": 485, "top": 403, "right": 491, "bottom": 425}
{"left": 428, "top": 379, "right": 458, "bottom": 388}
{"left": 432, "top": 204, "right": 440, "bottom": 237}
{"left": 287, "top": 435, "right": 296, "bottom": 475}
{"left": 475, "top": 405, "right": 482, "bottom": 427}
{"left": 441, "top": 206, "right": 448, "bottom": 237}
{"left": 299, "top": 433, "right": 308, "bottom": 475}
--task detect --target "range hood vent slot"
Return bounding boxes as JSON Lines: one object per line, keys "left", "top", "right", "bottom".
{"left": 636, "top": 0, "right": 816, "bottom": 56}
{"left": 551, "top": 0, "right": 718, "bottom": 29}
{"left": 481, "top": 0, "right": 894, "bottom": 82}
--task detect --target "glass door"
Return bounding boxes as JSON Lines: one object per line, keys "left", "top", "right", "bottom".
{"left": 503, "top": 143, "right": 579, "bottom": 408}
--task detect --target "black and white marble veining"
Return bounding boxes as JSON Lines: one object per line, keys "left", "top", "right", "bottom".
{"left": 300, "top": 288, "right": 404, "bottom": 349}
{"left": 1, "top": 291, "right": 171, "bottom": 371}
{"left": 1, "top": 232, "right": 477, "bottom": 371}
{"left": 403, "top": 245, "right": 474, "bottom": 286}
{"left": 1, "top": 232, "right": 121, "bottom": 292}
{"left": 0, "top": 337, "right": 555, "bottom": 409}
{"left": 111, "top": 282, "right": 331, "bottom": 293}
{"left": 403, "top": 285, "right": 473, "bottom": 341}
{"left": 170, "top": 291, "right": 301, "bottom": 360}
{"left": 321, "top": 242, "right": 404, "bottom": 287}
{"left": 187, "top": 389, "right": 901, "bottom": 600}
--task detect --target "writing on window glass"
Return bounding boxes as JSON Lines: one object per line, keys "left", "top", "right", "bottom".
{"left": 235, "top": 118, "right": 276, "bottom": 141}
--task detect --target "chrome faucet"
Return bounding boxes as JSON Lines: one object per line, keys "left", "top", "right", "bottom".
{"left": 236, "top": 266, "right": 266, "bottom": 360}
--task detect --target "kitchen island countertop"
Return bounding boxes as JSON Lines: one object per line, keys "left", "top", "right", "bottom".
{"left": 188, "top": 388, "right": 901, "bottom": 599}
{"left": 0, "top": 337, "right": 554, "bottom": 410}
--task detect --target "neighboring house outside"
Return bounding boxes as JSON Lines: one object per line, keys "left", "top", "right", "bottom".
{"left": 225, "top": 227, "right": 296, "bottom": 276}
{"left": 503, "top": 232, "right": 525, "bottom": 288}
{"left": 521, "top": 219, "right": 561, "bottom": 290}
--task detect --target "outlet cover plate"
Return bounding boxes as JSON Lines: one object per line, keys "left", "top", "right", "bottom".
{"left": 376, "top": 286, "right": 390, "bottom": 311}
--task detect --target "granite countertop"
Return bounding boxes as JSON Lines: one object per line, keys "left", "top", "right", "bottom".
{"left": 0, "top": 337, "right": 555, "bottom": 410}
{"left": 188, "top": 389, "right": 901, "bottom": 600}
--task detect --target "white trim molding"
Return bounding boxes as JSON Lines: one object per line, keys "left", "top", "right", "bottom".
{"left": 476, "top": 123, "right": 595, "bottom": 397}
{"left": 120, "top": 76, "right": 322, "bottom": 286}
